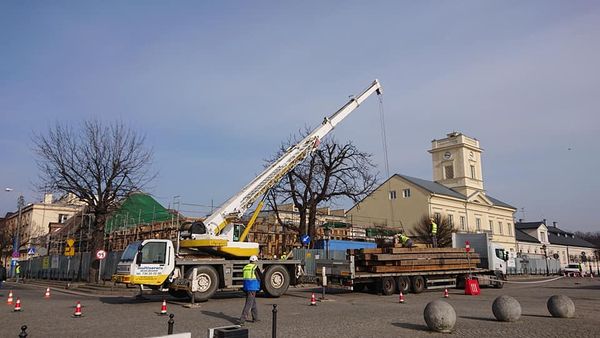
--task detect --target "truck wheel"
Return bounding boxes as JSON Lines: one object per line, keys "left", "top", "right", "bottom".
{"left": 396, "top": 276, "right": 410, "bottom": 293}
{"left": 263, "top": 265, "right": 290, "bottom": 297}
{"left": 168, "top": 289, "right": 188, "bottom": 299}
{"left": 186, "top": 265, "right": 219, "bottom": 302}
{"left": 381, "top": 277, "right": 396, "bottom": 295}
{"left": 494, "top": 271, "right": 505, "bottom": 289}
{"left": 410, "top": 276, "right": 425, "bottom": 294}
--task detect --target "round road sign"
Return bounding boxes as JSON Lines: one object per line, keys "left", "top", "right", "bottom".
{"left": 96, "top": 250, "right": 107, "bottom": 260}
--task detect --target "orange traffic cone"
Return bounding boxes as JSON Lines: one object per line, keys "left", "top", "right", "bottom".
{"left": 443, "top": 288, "right": 449, "bottom": 298}
{"left": 7, "top": 290, "right": 13, "bottom": 305}
{"left": 310, "top": 292, "right": 317, "bottom": 306}
{"left": 45, "top": 287, "right": 51, "bottom": 298}
{"left": 159, "top": 299, "right": 167, "bottom": 315}
{"left": 73, "top": 301, "right": 82, "bottom": 317}
{"left": 399, "top": 291, "right": 405, "bottom": 303}
{"left": 13, "top": 298, "right": 22, "bottom": 312}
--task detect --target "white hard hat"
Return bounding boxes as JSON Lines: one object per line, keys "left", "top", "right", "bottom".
{"left": 249, "top": 255, "right": 258, "bottom": 262}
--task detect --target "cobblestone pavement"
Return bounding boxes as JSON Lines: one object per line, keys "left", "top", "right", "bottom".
{"left": 0, "top": 276, "right": 598, "bottom": 337}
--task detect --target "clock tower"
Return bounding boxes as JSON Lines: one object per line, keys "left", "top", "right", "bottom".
{"left": 429, "top": 132, "right": 484, "bottom": 197}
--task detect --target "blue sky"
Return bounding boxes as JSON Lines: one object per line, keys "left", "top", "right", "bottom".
{"left": 1, "top": 1, "right": 599, "bottom": 232}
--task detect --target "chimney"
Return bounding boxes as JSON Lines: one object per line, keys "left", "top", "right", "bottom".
{"left": 542, "top": 218, "right": 546, "bottom": 225}
{"left": 553, "top": 222, "right": 557, "bottom": 228}
{"left": 43, "top": 193, "right": 53, "bottom": 204}
{"left": 518, "top": 218, "right": 522, "bottom": 223}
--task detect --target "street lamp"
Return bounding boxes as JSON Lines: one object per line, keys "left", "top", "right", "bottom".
{"left": 5, "top": 188, "right": 25, "bottom": 278}
{"left": 541, "top": 244, "right": 549, "bottom": 276}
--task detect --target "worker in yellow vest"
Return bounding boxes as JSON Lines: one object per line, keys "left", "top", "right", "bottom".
{"left": 394, "top": 233, "right": 414, "bottom": 248}
{"left": 430, "top": 218, "right": 438, "bottom": 248}
{"left": 15, "top": 263, "right": 21, "bottom": 283}
{"left": 239, "top": 255, "right": 263, "bottom": 325}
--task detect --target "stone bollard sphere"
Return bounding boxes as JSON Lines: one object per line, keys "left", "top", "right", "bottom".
{"left": 547, "top": 295, "right": 575, "bottom": 318}
{"left": 424, "top": 300, "right": 456, "bottom": 333}
{"left": 492, "top": 295, "right": 521, "bottom": 322}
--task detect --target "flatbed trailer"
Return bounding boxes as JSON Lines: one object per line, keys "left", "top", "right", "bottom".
{"left": 317, "top": 252, "right": 504, "bottom": 295}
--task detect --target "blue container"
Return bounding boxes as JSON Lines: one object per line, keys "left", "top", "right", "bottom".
{"left": 314, "top": 239, "right": 377, "bottom": 251}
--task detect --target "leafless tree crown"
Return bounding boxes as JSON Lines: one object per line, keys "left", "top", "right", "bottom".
{"left": 33, "top": 120, "right": 155, "bottom": 213}
{"left": 267, "top": 129, "right": 378, "bottom": 240}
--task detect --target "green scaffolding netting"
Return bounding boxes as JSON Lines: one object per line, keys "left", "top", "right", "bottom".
{"left": 105, "top": 193, "right": 172, "bottom": 233}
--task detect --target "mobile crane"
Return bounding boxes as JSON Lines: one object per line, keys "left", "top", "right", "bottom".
{"left": 112, "top": 80, "right": 383, "bottom": 301}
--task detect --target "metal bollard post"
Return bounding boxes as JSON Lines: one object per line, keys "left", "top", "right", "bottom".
{"left": 167, "top": 313, "right": 174, "bottom": 335}
{"left": 272, "top": 304, "right": 277, "bottom": 338}
{"left": 19, "top": 325, "right": 28, "bottom": 338}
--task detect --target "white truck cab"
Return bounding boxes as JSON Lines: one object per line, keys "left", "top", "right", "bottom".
{"left": 114, "top": 239, "right": 176, "bottom": 286}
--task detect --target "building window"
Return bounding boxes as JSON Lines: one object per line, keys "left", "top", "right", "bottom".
{"left": 508, "top": 223, "right": 512, "bottom": 236}
{"left": 499, "top": 222, "right": 503, "bottom": 234}
{"left": 402, "top": 189, "right": 411, "bottom": 198}
{"left": 460, "top": 216, "right": 465, "bottom": 231}
{"left": 444, "top": 165, "right": 454, "bottom": 179}
{"left": 489, "top": 220, "right": 493, "bottom": 231}
{"left": 476, "top": 218, "right": 481, "bottom": 231}
{"left": 448, "top": 214, "right": 454, "bottom": 226}
{"left": 470, "top": 165, "right": 476, "bottom": 179}
{"left": 540, "top": 231, "right": 546, "bottom": 242}
{"left": 389, "top": 191, "right": 397, "bottom": 200}
{"left": 58, "top": 214, "right": 69, "bottom": 224}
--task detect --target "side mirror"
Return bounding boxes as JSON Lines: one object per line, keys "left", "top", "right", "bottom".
{"left": 135, "top": 249, "right": 143, "bottom": 265}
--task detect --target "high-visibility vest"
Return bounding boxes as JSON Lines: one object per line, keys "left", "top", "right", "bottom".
{"left": 431, "top": 222, "right": 438, "bottom": 235}
{"left": 399, "top": 234, "right": 410, "bottom": 245}
{"left": 15, "top": 265, "right": 21, "bottom": 274}
{"left": 242, "top": 263, "right": 260, "bottom": 291}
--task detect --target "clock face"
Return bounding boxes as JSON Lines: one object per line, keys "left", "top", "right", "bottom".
{"left": 443, "top": 151, "right": 451, "bottom": 160}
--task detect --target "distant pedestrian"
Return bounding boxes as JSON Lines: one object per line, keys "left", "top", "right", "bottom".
{"left": 239, "top": 255, "right": 263, "bottom": 325}
{"left": 430, "top": 218, "right": 438, "bottom": 248}
{"left": 578, "top": 263, "right": 583, "bottom": 277}
{"left": 0, "top": 265, "right": 6, "bottom": 288}
{"left": 15, "top": 263, "right": 21, "bottom": 283}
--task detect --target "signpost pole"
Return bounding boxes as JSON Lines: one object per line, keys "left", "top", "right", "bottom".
{"left": 98, "top": 259, "right": 102, "bottom": 284}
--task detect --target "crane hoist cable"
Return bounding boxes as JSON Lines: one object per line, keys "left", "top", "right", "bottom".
{"left": 377, "top": 94, "right": 402, "bottom": 232}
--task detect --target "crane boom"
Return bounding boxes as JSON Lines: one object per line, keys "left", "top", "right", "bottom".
{"left": 182, "top": 80, "right": 382, "bottom": 257}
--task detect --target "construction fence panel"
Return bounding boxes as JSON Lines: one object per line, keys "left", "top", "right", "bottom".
{"left": 507, "top": 257, "right": 561, "bottom": 275}
{"left": 291, "top": 248, "right": 348, "bottom": 277}
{"left": 18, "top": 251, "right": 123, "bottom": 282}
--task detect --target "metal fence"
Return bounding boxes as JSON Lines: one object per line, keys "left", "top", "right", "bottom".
{"left": 291, "top": 248, "right": 347, "bottom": 276}
{"left": 19, "top": 251, "right": 123, "bottom": 282}
{"left": 507, "top": 257, "right": 561, "bottom": 275}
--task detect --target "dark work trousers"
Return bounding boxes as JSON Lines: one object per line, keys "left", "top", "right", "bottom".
{"left": 432, "top": 235, "right": 438, "bottom": 248}
{"left": 240, "top": 291, "right": 258, "bottom": 321}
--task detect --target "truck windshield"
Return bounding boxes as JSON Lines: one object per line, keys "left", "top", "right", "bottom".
{"left": 120, "top": 241, "right": 142, "bottom": 262}
{"left": 495, "top": 248, "right": 506, "bottom": 260}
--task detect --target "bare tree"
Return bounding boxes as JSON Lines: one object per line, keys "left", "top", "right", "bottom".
{"left": 409, "top": 214, "right": 456, "bottom": 248}
{"left": 574, "top": 231, "right": 600, "bottom": 248}
{"left": 267, "top": 131, "right": 378, "bottom": 243}
{"left": 33, "top": 120, "right": 155, "bottom": 282}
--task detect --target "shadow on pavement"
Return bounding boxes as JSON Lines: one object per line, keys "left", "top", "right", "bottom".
{"left": 522, "top": 314, "right": 550, "bottom": 318}
{"left": 99, "top": 296, "right": 163, "bottom": 304}
{"left": 460, "top": 316, "right": 497, "bottom": 322}
{"left": 201, "top": 310, "right": 239, "bottom": 324}
{"left": 391, "top": 322, "right": 429, "bottom": 331}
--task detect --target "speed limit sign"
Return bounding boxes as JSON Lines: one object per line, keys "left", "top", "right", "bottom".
{"left": 96, "top": 250, "right": 107, "bottom": 260}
